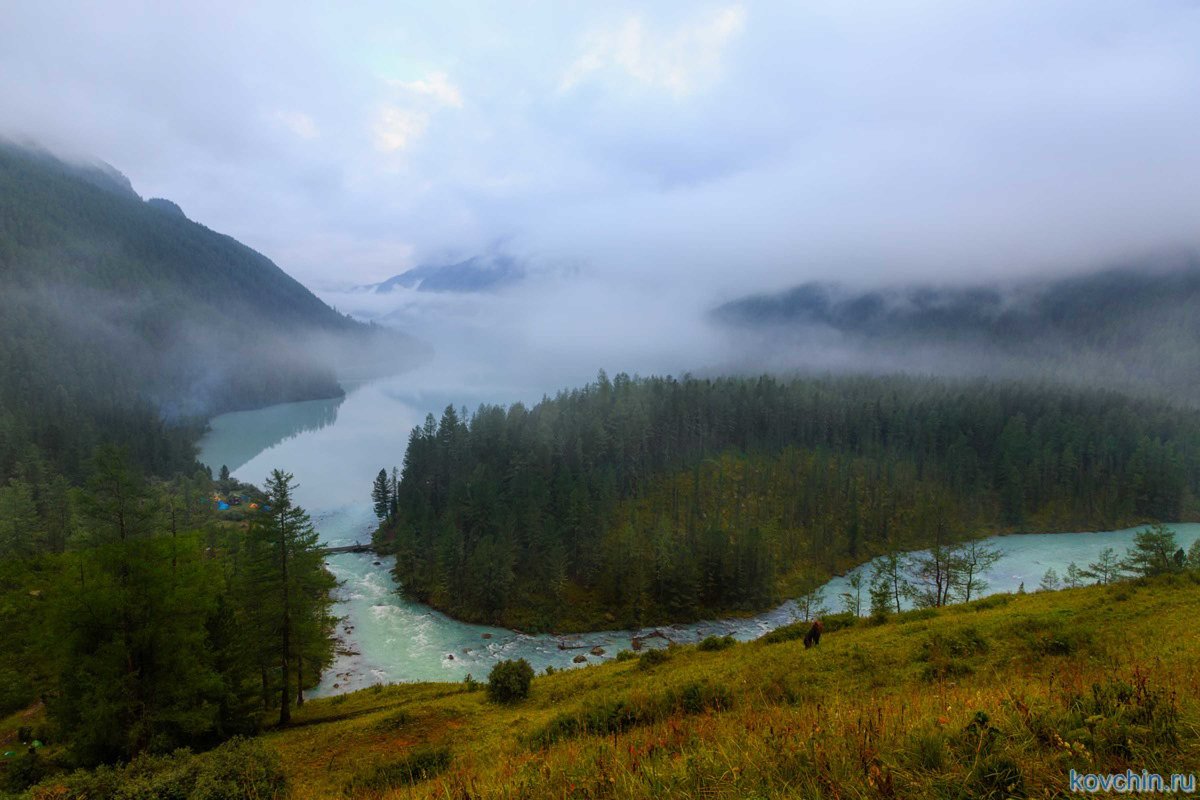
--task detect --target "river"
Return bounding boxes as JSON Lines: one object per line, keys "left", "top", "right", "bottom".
{"left": 197, "top": 371, "right": 1200, "bottom": 697}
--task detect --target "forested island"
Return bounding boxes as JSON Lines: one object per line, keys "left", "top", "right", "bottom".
{"left": 372, "top": 373, "right": 1200, "bottom": 631}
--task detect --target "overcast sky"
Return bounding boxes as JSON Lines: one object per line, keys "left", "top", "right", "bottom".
{"left": 3, "top": 1, "right": 1200, "bottom": 299}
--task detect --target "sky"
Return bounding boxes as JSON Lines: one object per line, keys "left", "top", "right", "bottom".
{"left": 3, "top": 2, "right": 1200, "bottom": 312}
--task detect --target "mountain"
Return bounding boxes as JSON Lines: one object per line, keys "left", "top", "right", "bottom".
{"left": 360, "top": 254, "right": 523, "bottom": 293}
{"left": 713, "top": 262, "right": 1200, "bottom": 402}
{"left": 0, "top": 141, "right": 416, "bottom": 480}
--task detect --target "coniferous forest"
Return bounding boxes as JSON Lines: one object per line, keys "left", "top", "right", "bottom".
{"left": 373, "top": 373, "right": 1200, "bottom": 631}
{"left": 0, "top": 449, "right": 335, "bottom": 767}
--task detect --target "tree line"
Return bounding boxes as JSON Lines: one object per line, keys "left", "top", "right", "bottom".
{"left": 371, "top": 373, "right": 1200, "bottom": 631}
{"left": 0, "top": 446, "right": 335, "bottom": 771}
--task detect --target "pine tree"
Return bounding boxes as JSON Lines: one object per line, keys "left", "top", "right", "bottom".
{"left": 245, "top": 469, "right": 330, "bottom": 726}
{"left": 1123, "top": 524, "right": 1180, "bottom": 578}
{"left": 1080, "top": 547, "right": 1122, "bottom": 585}
{"left": 371, "top": 468, "right": 391, "bottom": 521}
{"left": 1039, "top": 567, "right": 1060, "bottom": 591}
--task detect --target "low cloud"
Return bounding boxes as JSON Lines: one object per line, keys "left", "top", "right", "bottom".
{"left": 3, "top": 2, "right": 1200, "bottom": 388}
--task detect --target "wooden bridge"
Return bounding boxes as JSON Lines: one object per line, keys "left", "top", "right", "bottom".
{"left": 320, "top": 543, "right": 374, "bottom": 556}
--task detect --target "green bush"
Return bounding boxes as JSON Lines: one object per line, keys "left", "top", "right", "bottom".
{"left": 966, "top": 594, "right": 1013, "bottom": 612}
{"left": 1015, "top": 620, "right": 1092, "bottom": 657}
{"left": 190, "top": 738, "right": 287, "bottom": 800}
{"left": 896, "top": 607, "right": 940, "bottom": 623}
{"left": 532, "top": 680, "right": 733, "bottom": 746}
{"left": 343, "top": 747, "right": 451, "bottom": 795}
{"left": 637, "top": 648, "right": 671, "bottom": 670}
{"left": 820, "top": 612, "right": 857, "bottom": 632}
{"left": 759, "top": 621, "right": 808, "bottom": 645}
{"left": 697, "top": 635, "right": 736, "bottom": 651}
{"left": 917, "top": 628, "right": 988, "bottom": 682}
{"left": 666, "top": 681, "right": 733, "bottom": 715}
{"left": 615, "top": 649, "right": 637, "bottom": 662}
{"left": 31, "top": 737, "right": 285, "bottom": 800}
{"left": 0, "top": 749, "right": 46, "bottom": 794}
{"left": 487, "top": 658, "right": 534, "bottom": 704}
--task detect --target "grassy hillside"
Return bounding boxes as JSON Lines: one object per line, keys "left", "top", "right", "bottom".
{"left": 10, "top": 574, "right": 1198, "bottom": 798}
{"left": 0, "top": 141, "right": 418, "bottom": 481}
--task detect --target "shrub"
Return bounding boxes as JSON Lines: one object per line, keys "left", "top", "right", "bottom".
{"left": 29, "top": 737, "right": 285, "bottom": 800}
{"left": 1, "top": 749, "right": 46, "bottom": 794}
{"left": 637, "top": 648, "right": 671, "bottom": 670}
{"left": 698, "top": 635, "right": 736, "bottom": 651}
{"left": 487, "top": 658, "right": 534, "bottom": 704}
{"left": 615, "top": 649, "right": 637, "bottom": 662}
{"left": 667, "top": 680, "right": 733, "bottom": 715}
{"left": 1014, "top": 619, "right": 1092, "bottom": 658}
{"left": 820, "top": 612, "right": 857, "bottom": 633}
{"left": 759, "top": 621, "right": 808, "bottom": 645}
{"left": 343, "top": 747, "right": 451, "bottom": 795}
{"left": 917, "top": 628, "right": 987, "bottom": 682}
{"left": 895, "top": 607, "right": 939, "bottom": 623}
{"left": 532, "top": 681, "right": 733, "bottom": 746}
{"left": 966, "top": 593, "right": 1013, "bottom": 612}
{"left": 190, "top": 737, "right": 287, "bottom": 800}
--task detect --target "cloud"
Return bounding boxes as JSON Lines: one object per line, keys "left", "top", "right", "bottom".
{"left": 560, "top": 6, "right": 746, "bottom": 97}
{"left": 3, "top": 0, "right": 1200, "bottom": 314}
{"left": 271, "top": 110, "right": 319, "bottom": 140}
{"left": 391, "top": 71, "right": 463, "bottom": 109}
{"left": 373, "top": 105, "right": 429, "bottom": 152}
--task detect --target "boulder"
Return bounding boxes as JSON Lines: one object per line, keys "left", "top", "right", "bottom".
{"left": 573, "top": 654, "right": 588, "bottom": 663}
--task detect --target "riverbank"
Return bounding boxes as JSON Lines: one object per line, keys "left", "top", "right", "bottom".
{"left": 369, "top": 514, "right": 1191, "bottom": 636}
{"left": 14, "top": 571, "right": 1199, "bottom": 798}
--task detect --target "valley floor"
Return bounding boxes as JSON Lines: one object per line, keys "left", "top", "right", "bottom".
{"left": 260, "top": 573, "right": 1199, "bottom": 799}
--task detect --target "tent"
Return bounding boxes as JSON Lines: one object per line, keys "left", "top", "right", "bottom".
{"left": 217, "top": 501, "right": 230, "bottom": 510}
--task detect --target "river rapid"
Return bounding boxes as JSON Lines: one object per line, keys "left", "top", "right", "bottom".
{"left": 197, "top": 371, "right": 1200, "bottom": 697}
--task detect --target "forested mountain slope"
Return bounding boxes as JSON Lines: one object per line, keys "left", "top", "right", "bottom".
{"left": 373, "top": 373, "right": 1200, "bottom": 631}
{"left": 714, "top": 263, "right": 1200, "bottom": 403}
{"left": 0, "top": 141, "right": 415, "bottom": 480}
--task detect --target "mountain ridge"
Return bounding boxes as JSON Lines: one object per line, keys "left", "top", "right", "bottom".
{"left": 0, "top": 141, "right": 419, "bottom": 479}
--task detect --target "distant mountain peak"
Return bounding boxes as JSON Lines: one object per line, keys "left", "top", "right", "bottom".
{"left": 360, "top": 254, "right": 524, "bottom": 294}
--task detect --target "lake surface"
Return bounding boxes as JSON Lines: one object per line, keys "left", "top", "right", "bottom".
{"left": 198, "top": 371, "right": 1200, "bottom": 696}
